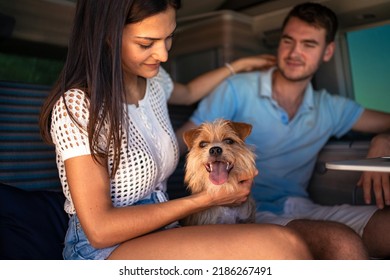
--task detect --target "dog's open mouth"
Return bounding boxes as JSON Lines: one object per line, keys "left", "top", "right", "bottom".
{"left": 205, "top": 161, "right": 233, "bottom": 185}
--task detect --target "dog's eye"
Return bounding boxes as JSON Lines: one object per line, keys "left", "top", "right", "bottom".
{"left": 199, "top": 141, "right": 208, "bottom": 148}
{"left": 224, "top": 138, "right": 235, "bottom": 145}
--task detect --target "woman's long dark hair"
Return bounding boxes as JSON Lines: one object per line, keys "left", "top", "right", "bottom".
{"left": 39, "top": 0, "right": 181, "bottom": 176}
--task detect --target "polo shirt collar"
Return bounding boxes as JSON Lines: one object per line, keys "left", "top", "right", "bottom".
{"left": 259, "top": 67, "right": 315, "bottom": 111}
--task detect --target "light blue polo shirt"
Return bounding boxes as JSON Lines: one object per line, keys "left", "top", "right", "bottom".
{"left": 190, "top": 68, "right": 364, "bottom": 214}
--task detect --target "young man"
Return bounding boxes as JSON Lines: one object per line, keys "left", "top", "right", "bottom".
{"left": 177, "top": 2, "right": 390, "bottom": 259}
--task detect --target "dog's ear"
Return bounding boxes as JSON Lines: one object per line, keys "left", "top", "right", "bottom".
{"left": 183, "top": 128, "right": 200, "bottom": 149}
{"left": 230, "top": 121, "right": 252, "bottom": 140}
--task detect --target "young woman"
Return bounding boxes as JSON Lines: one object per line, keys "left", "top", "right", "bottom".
{"left": 39, "top": 0, "right": 311, "bottom": 260}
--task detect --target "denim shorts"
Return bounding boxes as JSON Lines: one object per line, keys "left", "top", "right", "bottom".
{"left": 63, "top": 191, "right": 179, "bottom": 260}
{"left": 63, "top": 214, "right": 118, "bottom": 260}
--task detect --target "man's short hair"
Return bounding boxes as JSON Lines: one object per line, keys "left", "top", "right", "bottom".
{"left": 282, "top": 2, "right": 338, "bottom": 43}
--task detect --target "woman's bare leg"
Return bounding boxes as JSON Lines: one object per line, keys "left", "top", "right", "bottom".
{"left": 108, "top": 224, "right": 312, "bottom": 260}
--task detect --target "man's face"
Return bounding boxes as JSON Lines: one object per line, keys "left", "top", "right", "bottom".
{"left": 277, "top": 16, "right": 334, "bottom": 82}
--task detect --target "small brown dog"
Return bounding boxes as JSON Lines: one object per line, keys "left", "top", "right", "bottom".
{"left": 181, "top": 119, "right": 257, "bottom": 225}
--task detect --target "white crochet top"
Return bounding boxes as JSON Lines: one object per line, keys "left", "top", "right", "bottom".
{"left": 51, "top": 67, "right": 179, "bottom": 214}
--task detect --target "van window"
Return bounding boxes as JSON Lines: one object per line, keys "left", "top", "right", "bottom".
{"left": 346, "top": 23, "right": 390, "bottom": 113}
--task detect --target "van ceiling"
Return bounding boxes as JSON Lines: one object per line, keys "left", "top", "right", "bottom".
{"left": 0, "top": 0, "right": 389, "bottom": 47}
{"left": 177, "top": 0, "right": 272, "bottom": 17}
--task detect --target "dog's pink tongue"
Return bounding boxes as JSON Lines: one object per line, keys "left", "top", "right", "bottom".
{"left": 209, "top": 162, "right": 228, "bottom": 185}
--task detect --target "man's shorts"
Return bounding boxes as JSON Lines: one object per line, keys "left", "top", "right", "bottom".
{"left": 256, "top": 197, "right": 378, "bottom": 236}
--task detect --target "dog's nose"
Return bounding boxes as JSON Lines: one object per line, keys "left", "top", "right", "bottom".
{"left": 209, "top": 146, "right": 222, "bottom": 156}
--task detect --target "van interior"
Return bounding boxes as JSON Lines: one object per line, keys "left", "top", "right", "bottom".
{"left": 0, "top": 0, "right": 389, "bottom": 259}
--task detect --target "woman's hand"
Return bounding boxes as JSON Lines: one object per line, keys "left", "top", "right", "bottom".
{"left": 170, "top": 53, "right": 276, "bottom": 106}
{"left": 203, "top": 169, "right": 259, "bottom": 207}
{"left": 229, "top": 54, "right": 276, "bottom": 74}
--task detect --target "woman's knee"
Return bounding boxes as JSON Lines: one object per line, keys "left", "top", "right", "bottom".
{"left": 244, "top": 224, "right": 312, "bottom": 259}
{"left": 271, "top": 225, "right": 313, "bottom": 259}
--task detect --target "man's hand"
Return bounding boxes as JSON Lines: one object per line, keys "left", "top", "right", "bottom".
{"left": 357, "top": 133, "right": 390, "bottom": 208}
{"left": 357, "top": 171, "right": 390, "bottom": 208}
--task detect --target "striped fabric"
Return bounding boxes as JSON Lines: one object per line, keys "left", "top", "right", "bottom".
{"left": 0, "top": 81, "right": 61, "bottom": 190}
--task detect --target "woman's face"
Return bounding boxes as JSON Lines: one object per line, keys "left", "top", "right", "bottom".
{"left": 121, "top": 6, "right": 176, "bottom": 80}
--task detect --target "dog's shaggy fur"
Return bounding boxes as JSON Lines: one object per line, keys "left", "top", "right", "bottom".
{"left": 181, "top": 119, "right": 257, "bottom": 225}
